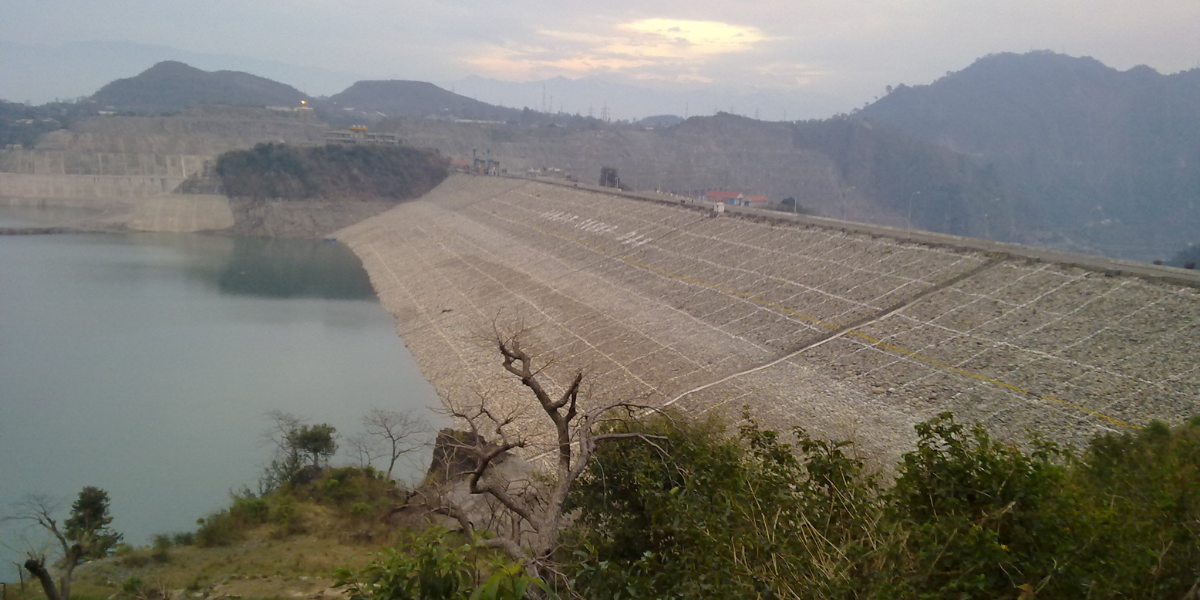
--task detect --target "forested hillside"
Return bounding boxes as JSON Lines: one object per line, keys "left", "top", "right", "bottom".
{"left": 215, "top": 143, "right": 448, "bottom": 201}
{"left": 860, "top": 51, "right": 1200, "bottom": 261}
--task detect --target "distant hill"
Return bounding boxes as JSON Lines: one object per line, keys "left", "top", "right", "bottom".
{"left": 90, "top": 61, "right": 309, "bottom": 113}
{"left": 327, "top": 80, "right": 522, "bottom": 121}
{"left": 859, "top": 51, "right": 1200, "bottom": 262}
{"left": 0, "top": 40, "right": 360, "bottom": 105}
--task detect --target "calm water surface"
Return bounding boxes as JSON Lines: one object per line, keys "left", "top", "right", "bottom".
{"left": 0, "top": 228, "right": 439, "bottom": 570}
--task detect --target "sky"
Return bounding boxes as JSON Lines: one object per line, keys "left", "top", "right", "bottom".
{"left": 2, "top": 0, "right": 1198, "bottom": 116}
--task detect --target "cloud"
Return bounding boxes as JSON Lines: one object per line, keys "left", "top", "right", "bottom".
{"left": 462, "top": 18, "right": 767, "bottom": 82}
{"left": 3, "top": 0, "right": 1197, "bottom": 115}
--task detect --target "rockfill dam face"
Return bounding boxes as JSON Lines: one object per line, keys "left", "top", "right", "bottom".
{"left": 337, "top": 175, "right": 1200, "bottom": 464}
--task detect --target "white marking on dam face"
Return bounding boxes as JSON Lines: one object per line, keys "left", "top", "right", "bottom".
{"left": 540, "top": 210, "right": 649, "bottom": 246}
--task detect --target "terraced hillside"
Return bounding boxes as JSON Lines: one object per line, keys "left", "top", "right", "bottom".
{"left": 338, "top": 175, "right": 1200, "bottom": 464}
{"left": 0, "top": 107, "right": 326, "bottom": 232}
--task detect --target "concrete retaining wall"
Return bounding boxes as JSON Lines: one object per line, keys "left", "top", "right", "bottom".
{"left": 0, "top": 173, "right": 187, "bottom": 201}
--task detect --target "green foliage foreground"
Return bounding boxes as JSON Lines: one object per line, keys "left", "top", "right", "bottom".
{"left": 335, "top": 528, "right": 546, "bottom": 600}
{"left": 235, "top": 412, "right": 1198, "bottom": 599}
{"left": 562, "top": 413, "right": 1200, "bottom": 600}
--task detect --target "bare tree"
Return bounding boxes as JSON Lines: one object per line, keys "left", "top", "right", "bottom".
{"left": 345, "top": 432, "right": 386, "bottom": 470}
{"left": 2, "top": 489, "right": 121, "bottom": 600}
{"left": 361, "top": 408, "right": 428, "bottom": 480}
{"left": 428, "top": 326, "right": 667, "bottom": 582}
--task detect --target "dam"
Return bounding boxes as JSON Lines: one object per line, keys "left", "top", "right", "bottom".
{"left": 3, "top": 103, "right": 1197, "bottom": 463}
{"left": 337, "top": 175, "right": 1200, "bottom": 463}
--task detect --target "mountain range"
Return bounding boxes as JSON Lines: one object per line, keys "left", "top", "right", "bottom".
{"left": 2, "top": 51, "right": 1197, "bottom": 263}
{"left": 91, "top": 61, "right": 310, "bottom": 112}
{"left": 0, "top": 40, "right": 360, "bottom": 104}
{"left": 859, "top": 51, "right": 1200, "bottom": 261}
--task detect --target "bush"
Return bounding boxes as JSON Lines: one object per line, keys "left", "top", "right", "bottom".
{"left": 882, "top": 413, "right": 1071, "bottom": 597}
{"left": 230, "top": 494, "right": 271, "bottom": 524}
{"left": 194, "top": 512, "right": 239, "bottom": 547}
{"left": 334, "top": 528, "right": 543, "bottom": 600}
{"left": 121, "top": 576, "right": 145, "bottom": 595}
{"left": 150, "top": 534, "right": 172, "bottom": 563}
{"left": 565, "top": 412, "right": 882, "bottom": 599}
{"left": 562, "top": 411, "right": 1200, "bottom": 600}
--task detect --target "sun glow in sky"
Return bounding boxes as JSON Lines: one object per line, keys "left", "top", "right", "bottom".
{"left": 615, "top": 19, "right": 765, "bottom": 57}
{"left": 465, "top": 18, "right": 766, "bottom": 82}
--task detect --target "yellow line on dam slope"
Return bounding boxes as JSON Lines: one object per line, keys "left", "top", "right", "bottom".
{"left": 501, "top": 209, "right": 1140, "bottom": 430}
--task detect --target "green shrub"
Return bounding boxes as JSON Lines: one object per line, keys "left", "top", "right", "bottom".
{"left": 882, "top": 413, "right": 1071, "bottom": 597}
{"left": 565, "top": 412, "right": 882, "bottom": 599}
{"left": 230, "top": 494, "right": 271, "bottom": 524}
{"left": 194, "top": 512, "right": 239, "bottom": 547}
{"left": 562, "top": 411, "right": 1200, "bottom": 600}
{"left": 150, "top": 534, "right": 172, "bottom": 563}
{"left": 335, "top": 528, "right": 543, "bottom": 600}
{"left": 121, "top": 576, "right": 145, "bottom": 594}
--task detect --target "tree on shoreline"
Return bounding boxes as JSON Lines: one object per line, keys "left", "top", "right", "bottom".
{"left": 423, "top": 324, "right": 668, "bottom": 585}
{"left": 359, "top": 407, "right": 428, "bottom": 480}
{"left": 3, "top": 487, "right": 122, "bottom": 600}
{"left": 261, "top": 411, "right": 339, "bottom": 492}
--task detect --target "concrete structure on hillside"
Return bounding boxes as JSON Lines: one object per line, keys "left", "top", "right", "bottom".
{"left": 324, "top": 126, "right": 400, "bottom": 146}
{"left": 336, "top": 175, "right": 1200, "bottom": 468}
{"left": 706, "top": 190, "right": 770, "bottom": 208}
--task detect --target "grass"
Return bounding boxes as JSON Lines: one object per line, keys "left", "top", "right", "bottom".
{"left": 62, "top": 525, "right": 393, "bottom": 600}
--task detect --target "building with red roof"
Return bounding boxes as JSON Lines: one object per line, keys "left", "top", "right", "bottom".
{"left": 705, "top": 191, "right": 770, "bottom": 208}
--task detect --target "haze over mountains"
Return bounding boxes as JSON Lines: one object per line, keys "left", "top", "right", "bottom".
{"left": 328, "top": 80, "right": 521, "bottom": 122}
{"left": 2, "top": 51, "right": 1198, "bottom": 264}
{"left": 0, "top": 40, "right": 360, "bottom": 104}
{"left": 445, "top": 74, "right": 845, "bottom": 122}
{"left": 860, "top": 51, "right": 1200, "bottom": 261}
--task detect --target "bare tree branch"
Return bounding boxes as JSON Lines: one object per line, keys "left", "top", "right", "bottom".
{"left": 418, "top": 324, "right": 674, "bottom": 589}
{"left": 360, "top": 408, "right": 429, "bottom": 480}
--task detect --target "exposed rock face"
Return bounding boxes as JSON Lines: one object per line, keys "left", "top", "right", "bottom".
{"left": 425, "top": 429, "right": 513, "bottom": 483}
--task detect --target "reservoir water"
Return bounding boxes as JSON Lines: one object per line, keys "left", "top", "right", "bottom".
{"left": 0, "top": 222, "right": 440, "bottom": 574}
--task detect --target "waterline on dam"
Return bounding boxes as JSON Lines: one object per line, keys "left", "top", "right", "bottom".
{"left": 0, "top": 230, "right": 440, "bottom": 565}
